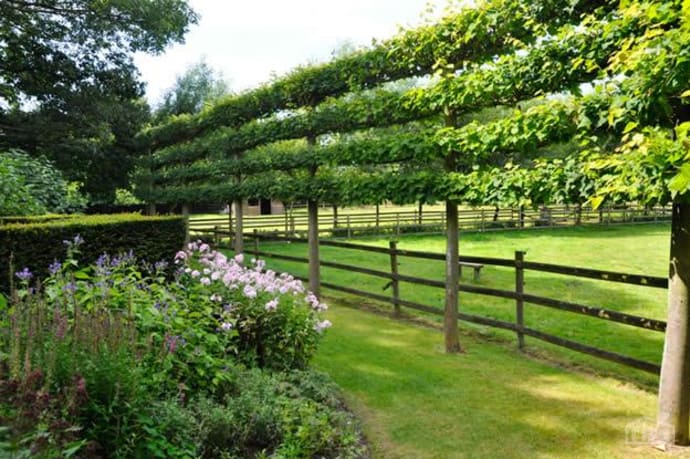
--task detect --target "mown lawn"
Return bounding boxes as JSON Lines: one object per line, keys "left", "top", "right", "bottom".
{"left": 256, "top": 223, "right": 670, "bottom": 387}
{"left": 314, "top": 305, "right": 670, "bottom": 459}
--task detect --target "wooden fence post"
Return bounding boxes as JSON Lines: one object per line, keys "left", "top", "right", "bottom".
{"left": 284, "top": 211, "right": 289, "bottom": 237}
{"left": 376, "top": 204, "right": 380, "bottom": 230}
{"left": 515, "top": 250, "right": 526, "bottom": 350}
{"left": 182, "top": 203, "right": 190, "bottom": 244}
{"left": 227, "top": 201, "right": 233, "bottom": 237}
{"left": 234, "top": 199, "right": 244, "bottom": 254}
{"left": 418, "top": 202, "right": 423, "bottom": 225}
{"left": 290, "top": 215, "right": 296, "bottom": 236}
{"left": 389, "top": 240, "right": 401, "bottom": 317}
{"left": 396, "top": 213, "right": 401, "bottom": 236}
{"left": 253, "top": 229, "right": 259, "bottom": 260}
{"left": 346, "top": 215, "right": 352, "bottom": 239}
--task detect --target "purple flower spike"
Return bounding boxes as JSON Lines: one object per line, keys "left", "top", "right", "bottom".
{"left": 15, "top": 267, "right": 32, "bottom": 282}
{"left": 96, "top": 254, "right": 107, "bottom": 268}
{"left": 48, "top": 260, "right": 62, "bottom": 275}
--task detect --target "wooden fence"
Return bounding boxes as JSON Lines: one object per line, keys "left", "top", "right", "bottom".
{"left": 189, "top": 205, "right": 671, "bottom": 239}
{"left": 234, "top": 232, "right": 667, "bottom": 374}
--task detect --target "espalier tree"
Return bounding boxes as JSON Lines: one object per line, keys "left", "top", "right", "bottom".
{"left": 140, "top": 0, "right": 690, "bottom": 447}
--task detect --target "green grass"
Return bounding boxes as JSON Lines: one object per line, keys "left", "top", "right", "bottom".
{"left": 256, "top": 223, "right": 671, "bottom": 387}
{"left": 314, "top": 305, "right": 667, "bottom": 459}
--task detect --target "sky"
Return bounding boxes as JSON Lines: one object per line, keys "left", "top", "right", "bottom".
{"left": 134, "top": 0, "right": 450, "bottom": 107}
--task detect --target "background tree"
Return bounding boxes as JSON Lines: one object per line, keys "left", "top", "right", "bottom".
{"left": 0, "top": 0, "right": 198, "bottom": 204}
{"left": 154, "top": 60, "right": 230, "bottom": 122}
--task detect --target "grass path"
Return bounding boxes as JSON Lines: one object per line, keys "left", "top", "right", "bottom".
{"left": 313, "top": 305, "right": 681, "bottom": 459}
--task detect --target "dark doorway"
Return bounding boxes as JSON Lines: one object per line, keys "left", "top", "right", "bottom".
{"left": 260, "top": 198, "right": 272, "bottom": 215}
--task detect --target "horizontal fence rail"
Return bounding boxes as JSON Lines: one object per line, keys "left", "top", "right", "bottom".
{"left": 234, "top": 231, "right": 666, "bottom": 374}
{"left": 189, "top": 204, "right": 671, "bottom": 240}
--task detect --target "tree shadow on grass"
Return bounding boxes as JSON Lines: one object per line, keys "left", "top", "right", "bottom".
{"left": 315, "top": 306, "right": 669, "bottom": 459}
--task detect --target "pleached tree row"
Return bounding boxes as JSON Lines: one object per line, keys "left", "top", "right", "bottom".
{"left": 139, "top": 0, "right": 690, "bottom": 447}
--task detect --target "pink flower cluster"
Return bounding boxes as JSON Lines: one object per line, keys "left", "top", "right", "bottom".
{"left": 177, "top": 241, "right": 331, "bottom": 330}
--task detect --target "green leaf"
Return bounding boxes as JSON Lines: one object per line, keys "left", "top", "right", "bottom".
{"left": 623, "top": 121, "right": 639, "bottom": 134}
{"left": 74, "top": 270, "right": 91, "bottom": 280}
{"left": 590, "top": 195, "right": 605, "bottom": 210}
{"left": 669, "top": 163, "right": 690, "bottom": 197}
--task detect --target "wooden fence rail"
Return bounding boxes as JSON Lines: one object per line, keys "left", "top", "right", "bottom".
{"left": 189, "top": 204, "right": 671, "bottom": 239}
{"left": 238, "top": 231, "right": 666, "bottom": 374}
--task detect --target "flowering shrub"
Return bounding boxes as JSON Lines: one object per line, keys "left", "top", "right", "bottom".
{"left": 173, "top": 241, "right": 331, "bottom": 371}
{"left": 1, "top": 250, "right": 152, "bottom": 457}
{"left": 0, "top": 236, "right": 358, "bottom": 458}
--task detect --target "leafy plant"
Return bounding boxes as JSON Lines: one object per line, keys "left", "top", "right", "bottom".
{"left": 0, "top": 149, "right": 87, "bottom": 215}
{"left": 171, "top": 241, "right": 331, "bottom": 373}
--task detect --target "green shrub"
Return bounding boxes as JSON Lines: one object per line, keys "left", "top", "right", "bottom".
{"left": 184, "top": 370, "right": 365, "bottom": 459}
{"left": 0, "top": 214, "right": 79, "bottom": 226}
{"left": 0, "top": 284, "right": 150, "bottom": 457}
{"left": 0, "top": 214, "right": 185, "bottom": 293}
{"left": 0, "top": 161, "right": 45, "bottom": 216}
{"left": 0, "top": 149, "right": 87, "bottom": 215}
{"left": 177, "top": 243, "right": 331, "bottom": 372}
{"left": 0, "top": 235, "right": 364, "bottom": 458}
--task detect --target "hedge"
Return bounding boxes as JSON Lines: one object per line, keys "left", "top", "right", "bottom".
{"left": 0, "top": 214, "right": 186, "bottom": 293}
{"left": 0, "top": 214, "right": 79, "bottom": 225}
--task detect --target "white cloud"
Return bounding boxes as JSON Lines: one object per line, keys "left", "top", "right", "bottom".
{"left": 134, "top": 0, "right": 450, "bottom": 106}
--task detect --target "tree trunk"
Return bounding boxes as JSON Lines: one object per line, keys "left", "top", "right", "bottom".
{"left": 656, "top": 201, "right": 690, "bottom": 447}
{"left": 234, "top": 199, "right": 244, "bottom": 254}
{"left": 308, "top": 199, "right": 320, "bottom": 296}
{"left": 445, "top": 199, "right": 461, "bottom": 353}
{"left": 332, "top": 204, "right": 338, "bottom": 228}
{"left": 227, "top": 201, "right": 234, "bottom": 247}
{"left": 443, "top": 109, "right": 461, "bottom": 353}
{"left": 307, "top": 137, "right": 320, "bottom": 296}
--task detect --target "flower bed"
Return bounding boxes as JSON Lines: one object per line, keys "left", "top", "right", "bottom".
{"left": 0, "top": 236, "right": 364, "bottom": 458}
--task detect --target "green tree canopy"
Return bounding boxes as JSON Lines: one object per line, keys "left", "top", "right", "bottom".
{"left": 154, "top": 60, "right": 230, "bottom": 122}
{"left": 0, "top": 0, "right": 198, "bottom": 203}
{"left": 0, "top": 0, "right": 197, "bottom": 108}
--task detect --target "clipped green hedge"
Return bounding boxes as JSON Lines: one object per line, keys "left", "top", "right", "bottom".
{"left": 0, "top": 214, "right": 80, "bottom": 225}
{"left": 0, "top": 214, "right": 186, "bottom": 293}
